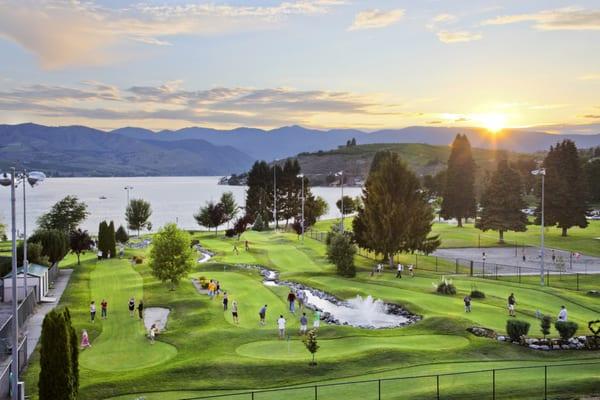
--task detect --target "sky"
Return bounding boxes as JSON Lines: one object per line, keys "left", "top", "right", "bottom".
{"left": 0, "top": 0, "right": 599, "bottom": 132}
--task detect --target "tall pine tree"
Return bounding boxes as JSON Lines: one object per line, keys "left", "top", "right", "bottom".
{"left": 108, "top": 221, "right": 117, "bottom": 257}
{"left": 441, "top": 134, "right": 477, "bottom": 227}
{"left": 245, "top": 161, "right": 272, "bottom": 224}
{"left": 476, "top": 159, "right": 528, "bottom": 243}
{"left": 536, "top": 140, "right": 588, "bottom": 236}
{"left": 353, "top": 151, "right": 440, "bottom": 268}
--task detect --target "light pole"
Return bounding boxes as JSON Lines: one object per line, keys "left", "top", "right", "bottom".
{"left": 18, "top": 171, "right": 45, "bottom": 299}
{"left": 297, "top": 174, "right": 305, "bottom": 242}
{"left": 124, "top": 186, "right": 133, "bottom": 235}
{"left": 532, "top": 167, "right": 546, "bottom": 286}
{"left": 1, "top": 169, "right": 20, "bottom": 400}
{"left": 273, "top": 166, "right": 277, "bottom": 231}
{"left": 335, "top": 171, "right": 344, "bottom": 232}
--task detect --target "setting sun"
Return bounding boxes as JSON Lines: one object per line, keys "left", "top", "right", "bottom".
{"left": 476, "top": 113, "right": 507, "bottom": 133}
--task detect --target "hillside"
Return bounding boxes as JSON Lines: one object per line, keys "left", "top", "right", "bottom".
{"left": 0, "top": 123, "right": 254, "bottom": 176}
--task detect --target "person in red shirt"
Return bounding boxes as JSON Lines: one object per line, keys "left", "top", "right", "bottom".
{"left": 101, "top": 299, "right": 108, "bottom": 319}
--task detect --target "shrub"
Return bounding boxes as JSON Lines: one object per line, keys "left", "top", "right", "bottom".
{"left": 252, "top": 214, "right": 267, "bottom": 231}
{"left": 132, "top": 255, "right": 145, "bottom": 264}
{"left": 326, "top": 232, "right": 356, "bottom": 277}
{"left": 540, "top": 315, "right": 552, "bottom": 338}
{"left": 225, "top": 229, "right": 236, "bottom": 238}
{"left": 435, "top": 278, "right": 456, "bottom": 295}
{"left": 190, "top": 239, "right": 200, "bottom": 248}
{"left": 470, "top": 289, "right": 485, "bottom": 299}
{"left": 555, "top": 321, "right": 578, "bottom": 341}
{"left": 506, "top": 319, "right": 530, "bottom": 342}
{"left": 198, "top": 276, "right": 209, "bottom": 289}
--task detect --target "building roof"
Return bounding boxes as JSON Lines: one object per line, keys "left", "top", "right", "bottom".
{"left": 3, "top": 263, "right": 49, "bottom": 278}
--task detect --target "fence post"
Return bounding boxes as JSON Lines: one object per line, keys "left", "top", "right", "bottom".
{"left": 436, "top": 256, "right": 439, "bottom": 271}
{"left": 415, "top": 254, "right": 418, "bottom": 268}
{"left": 492, "top": 369, "right": 496, "bottom": 400}
{"left": 378, "top": 379, "right": 381, "bottom": 400}
{"left": 577, "top": 273, "right": 579, "bottom": 291}
{"left": 314, "top": 384, "right": 318, "bottom": 400}
{"left": 547, "top": 271, "right": 550, "bottom": 287}
{"left": 251, "top": 391, "right": 254, "bottom": 400}
{"left": 518, "top": 266, "right": 521, "bottom": 284}
{"left": 495, "top": 264, "right": 498, "bottom": 280}
{"left": 544, "top": 365, "right": 548, "bottom": 399}
{"left": 436, "top": 375, "right": 440, "bottom": 400}
{"left": 469, "top": 260, "right": 473, "bottom": 276}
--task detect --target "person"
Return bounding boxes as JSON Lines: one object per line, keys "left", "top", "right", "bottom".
{"left": 277, "top": 314, "right": 286, "bottom": 339}
{"left": 101, "top": 299, "right": 108, "bottom": 320}
{"left": 557, "top": 305, "right": 568, "bottom": 322}
{"left": 149, "top": 325, "right": 156, "bottom": 344}
{"left": 299, "top": 312, "right": 308, "bottom": 335}
{"left": 128, "top": 297, "right": 135, "bottom": 317}
{"left": 216, "top": 281, "right": 221, "bottom": 298}
{"left": 245, "top": 240, "right": 250, "bottom": 251}
{"left": 90, "top": 301, "right": 96, "bottom": 323}
{"left": 107, "top": 250, "right": 111, "bottom": 259}
{"left": 296, "top": 289, "right": 305, "bottom": 311}
{"left": 119, "top": 246, "right": 124, "bottom": 258}
{"left": 396, "top": 263, "right": 403, "bottom": 278}
{"left": 313, "top": 310, "right": 321, "bottom": 330}
{"left": 463, "top": 295, "right": 472, "bottom": 313}
{"left": 377, "top": 263, "right": 383, "bottom": 274}
{"left": 287, "top": 290, "right": 296, "bottom": 313}
{"left": 408, "top": 264, "right": 414, "bottom": 277}
{"left": 482, "top": 252, "right": 486, "bottom": 264}
{"left": 233, "top": 244, "right": 239, "bottom": 255}
{"left": 231, "top": 300, "right": 239, "bottom": 324}
{"left": 81, "top": 329, "right": 91, "bottom": 349}
{"left": 551, "top": 250, "right": 556, "bottom": 263}
{"left": 223, "top": 292, "right": 229, "bottom": 311}
{"left": 97, "top": 250, "right": 103, "bottom": 260}
{"left": 208, "top": 280, "right": 216, "bottom": 299}
{"left": 522, "top": 249, "right": 526, "bottom": 263}
{"left": 137, "top": 300, "right": 144, "bottom": 320}
{"left": 508, "top": 293, "right": 516, "bottom": 317}
{"left": 259, "top": 304, "right": 267, "bottom": 325}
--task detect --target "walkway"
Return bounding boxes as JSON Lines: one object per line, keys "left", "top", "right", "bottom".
{"left": 22, "top": 269, "right": 72, "bottom": 357}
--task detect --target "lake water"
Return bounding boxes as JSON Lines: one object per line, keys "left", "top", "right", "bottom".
{"left": 0, "top": 176, "right": 362, "bottom": 237}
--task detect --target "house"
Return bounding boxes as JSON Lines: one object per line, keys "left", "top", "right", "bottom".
{"left": 2, "top": 263, "right": 50, "bottom": 302}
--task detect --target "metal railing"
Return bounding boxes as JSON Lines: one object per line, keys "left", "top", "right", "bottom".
{"left": 175, "top": 360, "right": 600, "bottom": 400}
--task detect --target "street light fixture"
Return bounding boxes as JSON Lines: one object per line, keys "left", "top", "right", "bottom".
{"left": 0, "top": 169, "right": 20, "bottom": 400}
{"left": 297, "top": 174, "right": 305, "bottom": 242}
{"left": 335, "top": 170, "right": 344, "bottom": 232}
{"left": 531, "top": 167, "right": 546, "bottom": 286}
{"left": 124, "top": 186, "right": 134, "bottom": 235}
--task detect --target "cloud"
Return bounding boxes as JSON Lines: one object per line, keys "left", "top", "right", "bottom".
{"left": 0, "top": 81, "right": 405, "bottom": 128}
{"left": 0, "top": 0, "right": 346, "bottom": 69}
{"left": 578, "top": 73, "right": 600, "bottom": 81}
{"left": 482, "top": 7, "right": 600, "bottom": 30}
{"left": 437, "top": 31, "right": 482, "bottom": 43}
{"left": 582, "top": 114, "right": 600, "bottom": 119}
{"left": 349, "top": 9, "right": 405, "bottom": 31}
{"left": 426, "top": 13, "right": 457, "bottom": 30}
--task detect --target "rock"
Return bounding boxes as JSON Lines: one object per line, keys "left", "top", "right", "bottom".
{"left": 539, "top": 345, "right": 550, "bottom": 350}
{"left": 529, "top": 344, "right": 539, "bottom": 349}
{"left": 497, "top": 336, "right": 505, "bottom": 341}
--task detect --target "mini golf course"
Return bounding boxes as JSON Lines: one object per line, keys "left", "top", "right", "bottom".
{"left": 21, "top": 221, "right": 600, "bottom": 400}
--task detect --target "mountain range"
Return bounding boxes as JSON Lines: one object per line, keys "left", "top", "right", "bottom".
{"left": 1, "top": 123, "right": 599, "bottom": 176}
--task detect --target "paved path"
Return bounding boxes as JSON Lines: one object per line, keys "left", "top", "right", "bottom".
{"left": 22, "top": 269, "right": 73, "bottom": 358}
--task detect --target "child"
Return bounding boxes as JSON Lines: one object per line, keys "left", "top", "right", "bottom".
{"left": 277, "top": 315, "right": 286, "bottom": 339}
{"left": 138, "top": 300, "right": 144, "bottom": 320}
{"left": 463, "top": 295, "right": 472, "bottom": 313}
{"left": 313, "top": 310, "right": 321, "bottom": 330}
{"left": 299, "top": 313, "right": 308, "bottom": 335}
{"left": 129, "top": 297, "right": 135, "bottom": 317}
{"left": 81, "top": 330, "right": 91, "bottom": 349}
{"left": 259, "top": 304, "right": 267, "bottom": 325}
{"left": 232, "top": 300, "right": 239, "bottom": 324}
{"left": 223, "top": 292, "right": 229, "bottom": 311}
{"left": 408, "top": 265, "right": 414, "bottom": 277}
{"left": 90, "top": 301, "right": 96, "bottom": 323}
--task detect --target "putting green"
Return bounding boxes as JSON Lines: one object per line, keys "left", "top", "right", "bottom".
{"left": 79, "top": 259, "right": 177, "bottom": 372}
{"left": 236, "top": 335, "right": 470, "bottom": 360}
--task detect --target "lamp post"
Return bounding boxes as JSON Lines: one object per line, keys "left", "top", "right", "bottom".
{"left": 335, "top": 171, "right": 344, "bottom": 232}
{"left": 1, "top": 169, "right": 20, "bottom": 400}
{"left": 297, "top": 174, "right": 305, "bottom": 242}
{"left": 532, "top": 168, "right": 546, "bottom": 286}
{"left": 18, "top": 171, "right": 45, "bottom": 299}
{"left": 124, "top": 186, "right": 133, "bottom": 235}
{"left": 273, "top": 166, "right": 277, "bottom": 231}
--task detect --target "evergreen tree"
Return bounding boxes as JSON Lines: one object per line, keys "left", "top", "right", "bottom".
{"left": 326, "top": 231, "right": 356, "bottom": 277}
{"left": 476, "top": 160, "right": 528, "bottom": 243}
{"left": 279, "top": 159, "right": 302, "bottom": 227}
{"left": 584, "top": 158, "right": 600, "bottom": 203}
{"left": 245, "top": 161, "right": 272, "bottom": 223}
{"left": 63, "top": 308, "right": 79, "bottom": 398}
{"left": 115, "top": 225, "right": 129, "bottom": 244}
{"left": 97, "top": 221, "right": 108, "bottom": 258}
{"left": 220, "top": 192, "right": 239, "bottom": 228}
{"left": 303, "top": 329, "right": 320, "bottom": 365}
{"left": 107, "top": 221, "right": 117, "bottom": 257}
{"left": 440, "top": 134, "right": 477, "bottom": 227}
{"left": 39, "top": 309, "right": 75, "bottom": 400}
{"left": 353, "top": 151, "right": 440, "bottom": 268}
{"left": 535, "top": 140, "right": 588, "bottom": 236}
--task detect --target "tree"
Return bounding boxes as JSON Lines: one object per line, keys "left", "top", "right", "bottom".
{"left": 18, "top": 241, "right": 48, "bottom": 266}
{"left": 245, "top": 161, "right": 272, "bottom": 224}
{"left": 535, "top": 140, "right": 588, "bottom": 236}
{"left": 326, "top": 232, "right": 356, "bottom": 277}
{"left": 69, "top": 229, "right": 93, "bottom": 265}
{"left": 584, "top": 158, "right": 600, "bottom": 203}
{"left": 0, "top": 217, "right": 6, "bottom": 241}
{"left": 149, "top": 223, "right": 196, "bottom": 289}
{"left": 39, "top": 308, "right": 76, "bottom": 400}
{"left": 303, "top": 329, "right": 320, "bottom": 365}
{"left": 97, "top": 221, "right": 108, "bottom": 257}
{"left": 278, "top": 159, "right": 302, "bottom": 227}
{"left": 29, "top": 229, "right": 69, "bottom": 264}
{"left": 194, "top": 201, "right": 226, "bottom": 235}
{"left": 311, "top": 196, "right": 329, "bottom": 221}
{"left": 220, "top": 192, "right": 239, "bottom": 228}
{"left": 541, "top": 315, "right": 552, "bottom": 339}
{"left": 37, "top": 195, "right": 89, "bottom": 233}
{"left": 115, "top": 225, "right": 129, "bottom": 244}
{"left": 63, "top": 308, "right": 79, "bottom": 398}
{"left": 476, "top": 160, "right": 528, "bottom": 243}
{"left": 125, "top": 199, "right": 152, "bottom": 236}
{"left": 336, "top": 195, "right": 356, "bottom": 215}
{"left": 440, "top": 134, "right": 477, "bottom": 227}
{"left": 107, "top": 221, "right": 117, "bottom": 257}
{"left": 353, "top": 151, "right": 440, "bottom": 268}
{"left": 232, "top": 215, "right": 252, "bottom": 239}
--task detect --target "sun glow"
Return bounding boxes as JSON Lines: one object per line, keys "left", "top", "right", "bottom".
{"left": 476, "top": 113, "right": 507, "bottom": 133}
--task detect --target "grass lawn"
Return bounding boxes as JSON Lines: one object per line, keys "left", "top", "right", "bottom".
{"left": 20, "top": 227, "right": 600, "bottom": 400}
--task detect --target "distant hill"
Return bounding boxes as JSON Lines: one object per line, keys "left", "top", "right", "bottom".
{"left": 0, "top": 123, "right": 254, "bottom": 176}
{"left": 114, "top": 125, "right": 600, "bottom": 161}
{"left": 226, "top": 143, "right": 534, "bottom": 187}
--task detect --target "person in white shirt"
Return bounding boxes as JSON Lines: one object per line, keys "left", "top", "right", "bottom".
{"left": 396, "top": 264, "right": 403, "bottom": 279}
{"left": 557, "top": 305, "right": 568, "bottom": 322}
{"left": 277, "top": 315, "right": 286, "bottom": 339}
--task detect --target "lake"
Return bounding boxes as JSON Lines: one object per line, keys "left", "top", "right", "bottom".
{"left": 0, "top": 176, "right": 362, "bottom": 237}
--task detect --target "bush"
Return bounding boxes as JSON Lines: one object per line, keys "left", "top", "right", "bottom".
{"left": 540, "top": 315, "right": 552, "bottom": 338}
{"left": 252, "top": 214, "right": 267, "bottom": 231}
{"left": 225, "top": 229, "right": 236, "bottom": 238}
{"left": 506, "top": 319, "right": 530, "bottom": 342}
{"left": 132, "top": 255, "right": 145, "bottom": 264}
{"left": 198, "top": 276, "right": 209, "bottom": 289}
{"left": 190, "top": 239, "right": 200, "bottom": 248}
{"left": 470, "top": 289, "right": 485, "bottom": 299}
{"left": 555, "top": 321, "right": 578, "bottom": 341}
{"left": 326, "top": 232, "right": 356, "bottom": 277}
{"left": 435, "top": 278, "right": 456, "bottom": 295}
